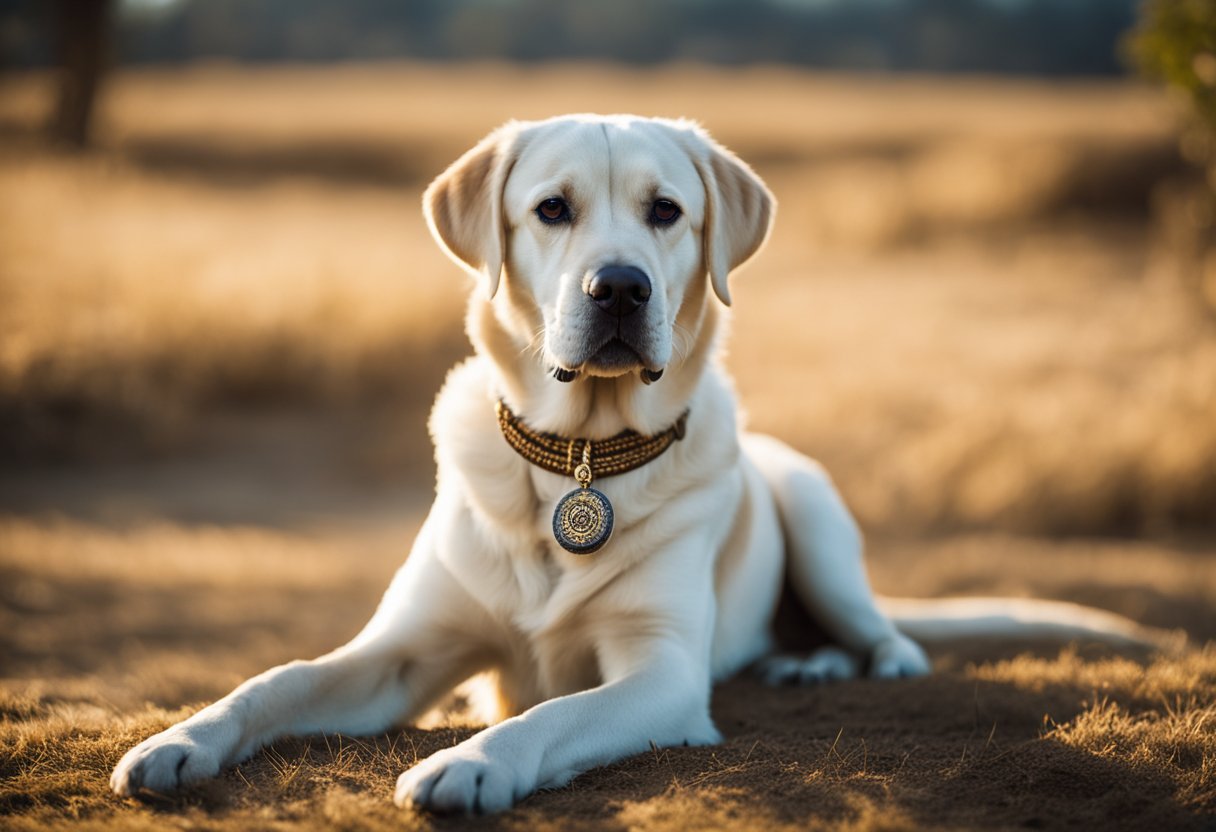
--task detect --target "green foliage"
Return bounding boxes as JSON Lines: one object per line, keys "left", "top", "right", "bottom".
{"left": 1130, "top": 1, "right": 1216, "bottom": 323}
{"left": 1130, "top": 0, "right": 1216, "bottom": 165}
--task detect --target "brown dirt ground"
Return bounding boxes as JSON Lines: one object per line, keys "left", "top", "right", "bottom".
{"left": 1, "top": 494, "right": 1213, "bottom": 831}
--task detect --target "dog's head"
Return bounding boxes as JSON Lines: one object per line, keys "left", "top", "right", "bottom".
{"left": 424, "top": 114, "right": 773, "bottom": 385}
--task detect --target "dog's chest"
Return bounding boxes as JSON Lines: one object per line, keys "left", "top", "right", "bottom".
{"left": 460, "top": 550, "right": 608, "bottom": 705}
{"left": 506, "top": 607, "right": 603, "bottom": 705}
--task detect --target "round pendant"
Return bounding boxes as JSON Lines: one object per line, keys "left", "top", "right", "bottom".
{"left": 552, "top": 487, "right": 614, "bottom": 555}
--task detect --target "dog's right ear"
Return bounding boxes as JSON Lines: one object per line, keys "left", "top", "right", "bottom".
{"left": 423, "top": 123, "right": 520, "bottom": 299}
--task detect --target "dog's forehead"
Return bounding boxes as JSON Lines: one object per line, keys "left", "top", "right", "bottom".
{"left": 507, "top": 118, "right": 704, "bottom": 213}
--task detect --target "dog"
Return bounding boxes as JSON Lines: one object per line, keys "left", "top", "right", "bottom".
{"left": 111, "top": 114, "right": 1162, "bottom": 815}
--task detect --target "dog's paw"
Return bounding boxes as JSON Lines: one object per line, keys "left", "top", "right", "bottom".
{"left": 757, "top": 647, "right": 861, "bottom": 685}
{"left": 394, "top": 746, "right": 526, "bottom": 816}
{"left": 110, "top": 730, "right": 222, "bottom": 797}
{"left": 868, "top": 633, "right": 931, "bottom": 679}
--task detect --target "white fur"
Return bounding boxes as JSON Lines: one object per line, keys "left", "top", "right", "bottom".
{"left": 111, "top": 115, "right": 1163, "bottom": 815}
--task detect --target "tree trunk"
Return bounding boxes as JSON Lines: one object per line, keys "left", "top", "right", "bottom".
{"left": 49, "top": 0, "right": 115, "bottom": 148}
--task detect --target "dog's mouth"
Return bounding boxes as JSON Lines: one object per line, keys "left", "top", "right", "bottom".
{"left": 583, "top": 337, "right": 644, "bottom": 375}
{"left": 548, "top": 316, "right": 669, "bottom": 382}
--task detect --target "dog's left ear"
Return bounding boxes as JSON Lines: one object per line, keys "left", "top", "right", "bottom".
{"left": 687, "top": 130, "right": 775, "bottom": 307}
{"left": 423, "top": 123, "right": 520, "bottom": 299}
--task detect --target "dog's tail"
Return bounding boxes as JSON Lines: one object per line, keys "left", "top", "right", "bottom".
{"left": 880, "top": 596, "right": 1184, "bottom": 652}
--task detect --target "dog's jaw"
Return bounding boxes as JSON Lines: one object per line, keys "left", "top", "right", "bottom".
{"left": 541, "top": 296, "right": 674, "bottom": 382}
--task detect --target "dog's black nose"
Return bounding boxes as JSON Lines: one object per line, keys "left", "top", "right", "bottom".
{"left": 588, "top": 265, "right": 651, "bottom": 318}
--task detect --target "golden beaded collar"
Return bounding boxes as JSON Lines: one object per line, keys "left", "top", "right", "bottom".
{"left": 494, "top": 400, "right": 688, "bottom": 555}
{"left": 495, "top": 400, "right": 688, "bottom": 481}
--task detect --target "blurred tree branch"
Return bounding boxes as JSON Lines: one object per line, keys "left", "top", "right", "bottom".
{"left": 1129, "top": 0, "right": 1216, "bottom": 316}
{"left": 48, "top": 0, "right": 114, "bottom": 148}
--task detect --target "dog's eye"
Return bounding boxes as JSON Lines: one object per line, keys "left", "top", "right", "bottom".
{"left": 536, "top": 198, "right": 571, "bottom": 224}
{"left": 649, "top": 199, "right": 681, "bottom": 226}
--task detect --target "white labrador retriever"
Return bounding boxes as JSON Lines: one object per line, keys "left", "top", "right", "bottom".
{"left": 111, "top": 114, "right": 1159, "bottom": 814}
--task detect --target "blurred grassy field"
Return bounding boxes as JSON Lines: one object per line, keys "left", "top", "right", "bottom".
{"left": 1, "top": 62, "right": 1210, "bottom": 534}
{"left": 1, "top": 63, "right": 1214, "bottom": 830}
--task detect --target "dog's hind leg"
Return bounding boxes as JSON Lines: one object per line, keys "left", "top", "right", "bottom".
{"left": 742, "top": 433, "right": 930, "bottom": 679}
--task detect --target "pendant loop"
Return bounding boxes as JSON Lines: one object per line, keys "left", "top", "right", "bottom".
{"left": 573, "top": 440, "right": 593, "bottom": 487}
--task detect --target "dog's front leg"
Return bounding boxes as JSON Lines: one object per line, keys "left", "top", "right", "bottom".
{"left": 111, "top": 515, "right": 489, "bottom": 797}
{"left": 395, "top": 638, "right": 716, "bottom": 815}
{"left": 391, "top": 520, "right": 727, "bottom": 818}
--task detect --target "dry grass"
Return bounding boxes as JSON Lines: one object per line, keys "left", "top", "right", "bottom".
{"left": 976, "top": 649, "right": 1216, "bottom": 814}
{"left": 2, "top": 63, "right": 1215, "bottom": 829}
{"left": 0, "top": 63, "right": 1212, "bottom": 533}
{"left": 0, "top": 146, "right": 463, "bottom": 463}
{"left": 2, "top": 515, "right": 1214, "bottom": 830}
{"left": 2, "top": 638, "right": 1212, "bottom": 830}
{"left": 1051, "top": 697, "right": 1215, "bottom": 812}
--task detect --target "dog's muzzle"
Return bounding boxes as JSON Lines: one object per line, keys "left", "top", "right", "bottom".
{"left": 551, "top": 265, "right": 663, "bottom": 383}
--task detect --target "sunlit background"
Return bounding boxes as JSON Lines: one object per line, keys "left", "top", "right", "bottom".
{"left": 1, "top": 1, "right": 1213, "bottom": 829}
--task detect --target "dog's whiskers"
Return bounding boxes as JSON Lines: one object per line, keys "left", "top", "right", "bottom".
{"left": 671, "top": 321, "right": 695, "bottom": 364}
{"left": 519, "top": 332, "right": 579, "bottom": 382}
{"left": 519, "top": 327, "right": 547, "bottom": 361}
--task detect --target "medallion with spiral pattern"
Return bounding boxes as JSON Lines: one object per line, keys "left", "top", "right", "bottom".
{"left": 552, "top": 487, "right": 614, "bottom": 555}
